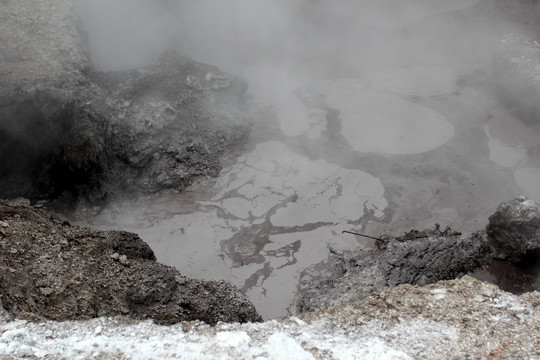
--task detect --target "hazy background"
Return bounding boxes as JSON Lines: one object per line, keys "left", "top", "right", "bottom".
{"left": 75, "top": 0, "right": 515, "bottom": 113}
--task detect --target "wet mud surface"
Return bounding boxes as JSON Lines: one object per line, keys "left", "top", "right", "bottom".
{"left": 66, "top": 0, "right": 540, "bottom": 319}
{"left": 74, "top": 80, "right": 540, "bottom": 319}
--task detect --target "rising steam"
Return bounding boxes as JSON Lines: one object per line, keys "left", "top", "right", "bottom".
{"left": 75, "top": 0, "right": 517, "bottom": 133}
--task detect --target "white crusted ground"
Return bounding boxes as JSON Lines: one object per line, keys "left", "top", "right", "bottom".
{"left": 1, "top": 276, "right": 539, "bottom": 360}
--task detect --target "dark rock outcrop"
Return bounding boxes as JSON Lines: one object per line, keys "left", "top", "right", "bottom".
{"left": 486, "top": 195, "right": 540, "bottom": 264}
{"left": 94, "top": 51, "right": 249, "bottom": 197}
{"left": 291, "top": 197, "right": 540, "bottom": 314}
{"left": 0, "top": 0, "right": 99, "bottom": 200}
{"left": 0, "top": 198, "right": 262, "bottom": 325}
{"left": 0, "top": 0, "right": 249, "bottom": 204}
{"left": 290, "top": 227, "right": 491, "bottom": 314}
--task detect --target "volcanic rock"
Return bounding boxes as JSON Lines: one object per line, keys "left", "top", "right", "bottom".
{"left": 486, "top": 195, "right": 540, "bottom": 264}
{"left": 290, "top": 226, "right": 491, "bottom": 315}
{"left": 0, "top": 198, "right": 262, "bottom": 325}
{"left": 0, "top": 0, "right": 249, "bottom": 204}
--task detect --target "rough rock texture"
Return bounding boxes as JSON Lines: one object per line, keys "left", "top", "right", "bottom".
{"left": 290, "top": 226, "right": 492, "bottom": 315}
{"left": 0, "top": 198, "right": 262, "bottom": 325}
{"left": 0, "top": 0, "right": 249, "bottom": 204}
{"left": 91, "top": 52, "right": 248, "bottom": 197}
{"left": 486, "top": 195, "right": 540, "bottom": 264}
{"left": 299, "top": 276, "right": 540, "bottom": 360}
{"left": 0, "top": 0, "right": 99, "bottom": 200}
{"left": 493, "top": 33, "right": 540, "bottom": 125}
{"left": 1, "top": 276, "right": 539, "bottom": 359}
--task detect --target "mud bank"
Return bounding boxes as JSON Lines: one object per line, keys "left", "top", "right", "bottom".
{"left": 0, "top": 198, "right": 261, "bottom": 325}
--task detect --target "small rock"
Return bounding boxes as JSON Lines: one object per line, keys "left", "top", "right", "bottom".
{"left": 119, "top": 255, "right": 129, "bottom": 265}
{"left": 486, "top": 195, "right": 540, "bottom": 264}
{"left": 480, "top": 286, "right": 495, "bottom": 298}
{"left": 94, "top": 326, "right": 102, "bottom": 335}
{"left": 473, "top": 295, "right": 486, "bottom": 302}
{"left": 120, "top": 307, "right": 130, "bottom": 314}
{"left": 110, "top": 253, "right": 119, "bottom": 260}
{"left": 430, "top": 288, "right": 447, "bottom": 300}
{"left": 2, "top": 328, "right": 33, "bottom": 342}
{"left": 430, "top": 288, "right": 447, "bottom": 295}
{"left": 39, "top": 287, "right": 53, "bottom": 296}
{"left": 0, "top": 221, "right": 8, "bottom": 227}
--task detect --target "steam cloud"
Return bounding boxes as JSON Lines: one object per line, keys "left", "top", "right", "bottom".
{"left": 75, "top": 0, "right": 519, "bottom": 133}
{"left": 76, "top": 0, "right": 524, "bottom": 142}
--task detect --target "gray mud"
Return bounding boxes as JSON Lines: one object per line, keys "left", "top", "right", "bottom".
{"left": 77, "top": 79, "right": 540, "bottom": 319}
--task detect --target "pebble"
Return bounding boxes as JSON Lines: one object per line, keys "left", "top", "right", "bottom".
{"left": 473, "top": 295, "right": 486, "bottom": 302}
{"left": 480, "top": 286, "right": 496, "bottom": 298}
{"left": 0, "top": 221, "right": 8, "bottom": 227}
{"left": 119, "top": 255, "right": 129, "bottom": 265}
{"left": 39, "top": 287, "right": 54, "bottom": 296}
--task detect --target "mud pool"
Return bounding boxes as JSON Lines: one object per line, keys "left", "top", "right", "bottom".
{"left": 71, "top": 0, "right": 540, "bottom": 319}
{"left": 76, "top": 72, "right": 540, "bottom": 319}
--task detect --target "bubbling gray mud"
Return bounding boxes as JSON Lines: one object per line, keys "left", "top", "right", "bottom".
{"left": 81, "top": 138, "right": 389, "bottom": 319}
{"left": 79, "top": 76, "right": 540, "bottom": 319}
{"left": 73, "top": 0, "right": 540, "bottom": 319}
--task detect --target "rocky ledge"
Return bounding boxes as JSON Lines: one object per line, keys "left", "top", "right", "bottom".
{"left": 0, "top": 198, "right": 261, "bottom": 325}
{"left": 0, "top": 276, "right": 539, "bottom": 359}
